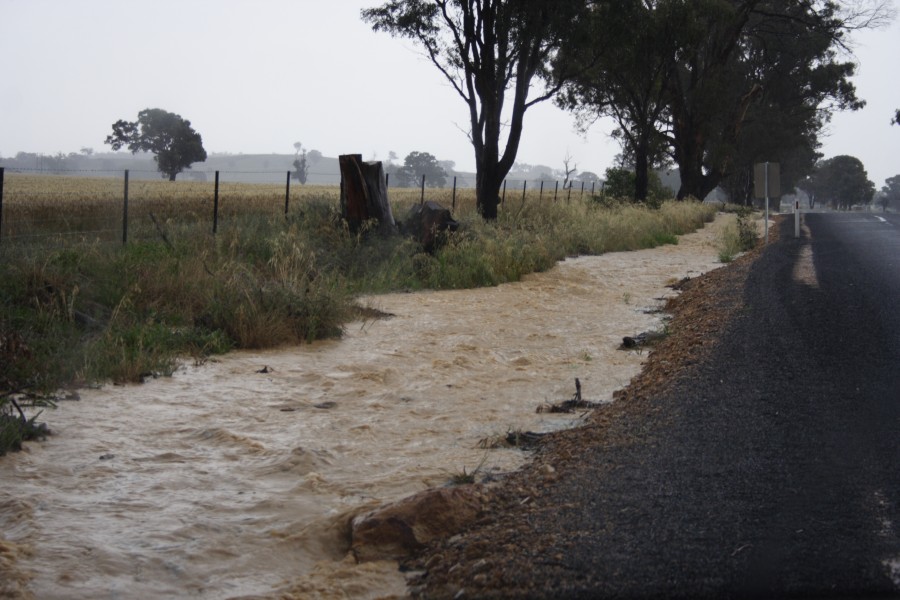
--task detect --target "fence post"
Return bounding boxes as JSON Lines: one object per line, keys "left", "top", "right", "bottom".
{"left": 386, "top": 172, "right": 390, "bottom": 188}
{"left": 213, "top": 171, "right": 220, "bottom": 234}
{"left": 591, "top": 181, "right": 596, "bottom": 195}
{"left": 0, "top": 167, "right": 4, "bottom": 245}
{"left": 554, "top": 181, "right": 559, "bottom": 202}
{"left": 539, "top": 180, "right": 544, "bottom": 201}
{"left": 122, "top": 170, "right": 129, "bottom": 245}
{"left": 452, "top": 176, "right": 457, "bottom": 211}
{"left": 521, "top": 180, "right": 527, "bottom": 204}
{"left": 502, "top": 180, "right": 507, "bottom": 204}
{"left": 284, "top": 171, "right": 291, "bottom": 217}
{"left": 420, "top": 174, "right": 426, "bottom": 205}
{"left": 567, "top": 183, "right": 572, "bottom": 203}
{"left": 581, "top": 181, "right": 585, "bottom": 198}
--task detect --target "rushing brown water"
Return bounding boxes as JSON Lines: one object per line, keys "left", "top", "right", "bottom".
{"left": 0, "top": 216, "right": 731, "bottom": 599}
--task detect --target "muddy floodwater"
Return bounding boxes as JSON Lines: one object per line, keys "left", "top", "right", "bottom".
{"left": 1, "top": 216, "right": 731, "bottom": 599}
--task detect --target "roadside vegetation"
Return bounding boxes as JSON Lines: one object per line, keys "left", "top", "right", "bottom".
{"left": 0, "top": 174, "right": 716, "bottom": 454}
{"left": 717, "top": 206, "right": 761, "bottom": 263}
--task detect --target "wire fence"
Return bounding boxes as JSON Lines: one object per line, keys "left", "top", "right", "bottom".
{"left": 0, "top": 167, "right": 601, "bottom": 248}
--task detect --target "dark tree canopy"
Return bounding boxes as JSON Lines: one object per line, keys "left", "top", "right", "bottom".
{"left": 800, "top": 155, "right": 875, "bottom": 210}
{"left": 363, "top": 0, "right": 592, "bottom": 219}
{"left": 105, "top": 108, "right": 207, "bottom": 181}
{"left": 559, "top": 0, "right": 882, "bottom": 202}
{"left": 392, "top": 151, "right": 448, "bottom": 188}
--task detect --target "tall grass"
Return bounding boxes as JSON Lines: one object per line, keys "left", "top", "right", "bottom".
{"left": 1, "top": 174, "right": 716, "bottom": 452}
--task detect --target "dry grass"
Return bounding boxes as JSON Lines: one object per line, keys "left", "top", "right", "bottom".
{"left": 0, "top": 174, "right": 607, "bottom": 244}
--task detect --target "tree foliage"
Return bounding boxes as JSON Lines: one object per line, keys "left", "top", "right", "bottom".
{"left": 800, "top": 155, "right": 875, "bottom": 210}
{"left": 559, "top": 0, "right": 883, "bottom": 202}
{"left": 881, "top": 174, "right": 900, "bottom": 211}
{"left": 392, "top": 151, "right": 448, "bottom": 188}
{"left": 292, "top": 142, "right": 309, "bottom": 184}
{"left": 105, "top": 108, "right": 207, "bottom": 181}
{"left": 362, "top": 0, "right": 592, "bottom": 219}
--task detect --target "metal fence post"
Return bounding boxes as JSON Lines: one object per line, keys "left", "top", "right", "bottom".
{"left": 554, "top": 181, "right": 559, "bottom": 202}
{"left": 284, "top": 171, "right": 291, "bottom": 217}
{"left": 521, "top": 180, "right": 527, "bottom": 204}
{"left": 452, "top": 175, "right": 457, "bottom": 210}
{"left": 539, "top": 180, "right": 544, "bottom": 201}
{"left": 0, "top": 167, "right": 4, "bottom": 245}
{"left": 420, "top": 174, "right": 426, "bottom": 205}
{"left": 581, "top": 181, "right": 585, "bottom": 198}
{"left": 122, "top": 170, "right": 129, "bottom": 245}
{"left": 213, "top": 171, "right": 220, "bottom": 234}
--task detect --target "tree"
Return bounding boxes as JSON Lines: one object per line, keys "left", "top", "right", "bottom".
{"left": 292, "top": 142, "right": 309, "bottom": 184}
{"left": 803, "top": 155, "right": 875, "bottom": 210}
{"left": 559, "top": 0, "right": 675, "bottom": 201}
{"left": 104, "top": 108, "right": 206, "bottom": 181}
{"left": 893, "top": 109, "right": 900, "bottom": 125}
{"left": 363, "top": 0, "right": 592, "bottom": 219}
{"left": 393, "top": 151, "right": 448, "bottom": 188}
{"left": 601, "top": 166, "right": 669, "bottom": 204}
{"left": 578, "top": 170, "right": 601, "bottom": 185}
{"left": 881, "top": 175, "right": 900, "bottom": 211}
{"left": 561, "top": 152, "right": 577, "bottom": 189}
{"left": 561, "top": 1, "right": 880, "bottom": 202}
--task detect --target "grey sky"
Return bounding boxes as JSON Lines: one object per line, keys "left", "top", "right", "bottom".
{"left": 1, "top": 0, "right": 897, "bottom": 186}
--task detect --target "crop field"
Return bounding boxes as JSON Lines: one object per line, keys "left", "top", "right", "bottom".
{"left": 0, "top": 173, "right": 603, "bottom": 246}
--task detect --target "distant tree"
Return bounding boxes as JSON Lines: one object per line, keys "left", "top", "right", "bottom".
{"left": 80, "top": 147, "right": 94, "bottom": 157}
{"left": 394, "top": 151, "right": 448, "bottom": 188}
{"left": 882, "top": 175, "right": 900, "bottom": 211}
{"left": 292, "top": 142, "right": 309, "bottom": 184}
{"left": 363, "top": 0, "right": 593, "bottom": 219}
{"left": 893, "top": 109, "right": 900, "bottom": 125}
{"left": 803, "top": 155, "right": 875, "bottom": 210}
{"left": 105, "top": 108, "right": 207, "bottom": 181}
{"left": 578, "top": 171, "right": 601, "bottom": 184}
{"left": 307, "top": 149, "right": 323, "bottom": 165}
{"left": 561, "top": 153, "right": 577, "bottom": 189}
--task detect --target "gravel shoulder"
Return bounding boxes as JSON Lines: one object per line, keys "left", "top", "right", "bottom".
{"left": 406, "top": 219, "right": 773, "bottom": 599}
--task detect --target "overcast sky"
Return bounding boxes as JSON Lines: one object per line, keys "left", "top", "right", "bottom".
{"left": 1, "top": 0, "right": 898, "bottom": 186}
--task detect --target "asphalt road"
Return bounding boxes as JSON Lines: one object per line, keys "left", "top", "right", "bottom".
{"left": 577, "top": 212, "right": 900, "bottom": 598}
{"left": 416, "top": 213, "right": 900, "bottom": 599}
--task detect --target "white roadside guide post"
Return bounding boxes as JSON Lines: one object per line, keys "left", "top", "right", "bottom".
{"left": 754, "top": 162, "right": 781, "bottom": 243}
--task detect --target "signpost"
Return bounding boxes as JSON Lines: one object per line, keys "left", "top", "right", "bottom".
{"left": 754, "top": 162, "right": 780, "bottom": 243}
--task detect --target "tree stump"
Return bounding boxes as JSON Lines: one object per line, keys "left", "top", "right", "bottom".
{"left": 339, "top": 154, "right": 397, "bottom": 234}
{"left": 401, "top": 201, "right": 459, "bottom": 253}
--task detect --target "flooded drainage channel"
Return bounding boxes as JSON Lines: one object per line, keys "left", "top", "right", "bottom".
{"left": 0, "top": 218, "right": 728, "bottom": 599}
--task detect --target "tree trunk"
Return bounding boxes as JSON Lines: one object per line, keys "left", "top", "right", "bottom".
{"left": 476, "top": 166, "right": 503, "bottom": 220}
{"left": 339, "top": 154, "right": 397, "bottom": 234}
{"left": 634, "top": 137, "right": 650, "bottom": 201}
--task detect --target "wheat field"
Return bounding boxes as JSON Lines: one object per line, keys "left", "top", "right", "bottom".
{"left": 0, "top": 173, "right": 599, "bottom": 245}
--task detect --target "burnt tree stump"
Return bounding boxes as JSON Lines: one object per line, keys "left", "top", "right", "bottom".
{"left": 339, "top": 154, "right": 397, "bottom": 234}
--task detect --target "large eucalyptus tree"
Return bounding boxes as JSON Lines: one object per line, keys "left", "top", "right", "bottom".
{"left": 362, "top": 0, "right": 592, "bottom": 219}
